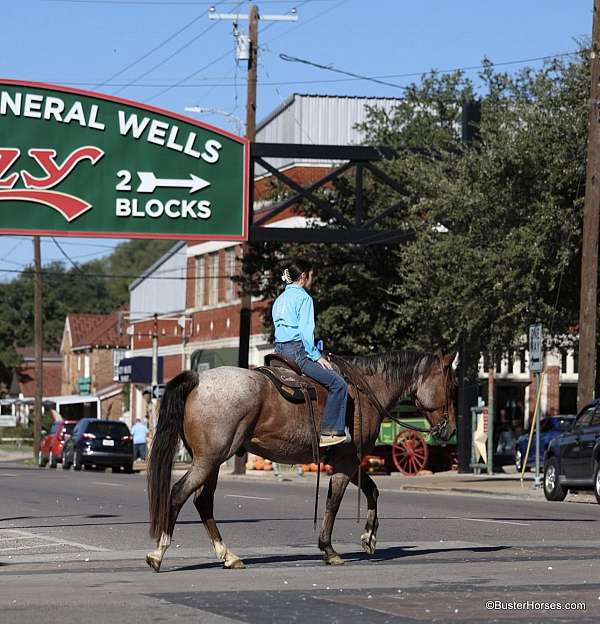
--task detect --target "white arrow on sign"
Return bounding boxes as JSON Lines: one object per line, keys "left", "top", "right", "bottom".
{"left": 136, "top": 171, "right": 211, "bottom": 194}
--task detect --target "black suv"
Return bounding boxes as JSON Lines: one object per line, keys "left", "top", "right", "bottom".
{"left": 544, "top": 399, "right": 600, "bottom": 503}
{"left": 62, "top": 419, "right": 133, "bottom": 473}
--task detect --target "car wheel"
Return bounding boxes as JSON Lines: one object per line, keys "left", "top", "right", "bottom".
{"left": 111, "top": 466, "right": 121, "bottom": 474}
{"left": 73, "top": 452, "right": 82, "bottom": 471}
{"left": 123, "top": 463, "right": 133, "bottom": 474}
{"left": 515, "top": 449, "right": 523, "bottom": 472}
{"left": 62, "top": 452, "right": 72, "bottom": 470}
{"left": 543, "top": 457, "right": 567, "bottom": 502}
{"left": 38, "top": 450, "right": 48, "bottom": 468}
{"left": 593, "top": 463, "right": 600, "bottom": 505}
{"left": 48, "top": 450, "right": 57, "bottom": 469}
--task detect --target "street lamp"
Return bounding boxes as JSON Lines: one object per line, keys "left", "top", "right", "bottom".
{"left": 184, "top": 106, "right": 244, "bottom": 136}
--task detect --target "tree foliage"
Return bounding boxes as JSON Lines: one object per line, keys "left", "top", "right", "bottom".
{"left": 244, "top": 50, "right": 589, "bottom": 362}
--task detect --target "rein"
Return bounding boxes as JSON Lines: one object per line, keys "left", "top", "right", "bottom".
{"left": 329, "top": 355, "right": 449, "bottom": 437}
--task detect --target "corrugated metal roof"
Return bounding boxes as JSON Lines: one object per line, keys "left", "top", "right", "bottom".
{"left": 255, "top": 93, "right": 402, "bottom": 170}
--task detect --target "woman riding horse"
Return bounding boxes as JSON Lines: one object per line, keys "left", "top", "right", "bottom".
{"left": 272, "top": 260, "right": 349, "bottom": 447}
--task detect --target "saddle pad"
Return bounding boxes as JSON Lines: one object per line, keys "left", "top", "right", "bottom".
{"left": 255, "top": 366, "right": 318, "bottom": 403}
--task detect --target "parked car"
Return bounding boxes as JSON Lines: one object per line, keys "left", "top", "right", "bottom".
{"left": 514, "top": 415, "right": 576, "bottom": 472}
{"left": 38, "top": 420, "right": 77, "bottom": 468}
{"left": 543, "top": 399, "right": 600, "bottom": 503}
{"left": 62, "top": 419, "right": 133, "bottom": 473}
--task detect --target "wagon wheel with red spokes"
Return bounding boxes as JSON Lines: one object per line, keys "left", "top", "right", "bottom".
{"left": 391, "top": 430, "right": 429, "bottom": 476}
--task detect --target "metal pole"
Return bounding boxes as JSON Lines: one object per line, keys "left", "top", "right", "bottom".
{"left": 233, "top": 4, "right": 259, "bottom": 475}
{"left": 577, "top": 0, "right": 600, "bottom": 411}
{"left": 151, "top": 313, "right": 159, "bottom": 435}
{"left": 32, "top": 236, "right": 43, "bottom": 460}
{"left": 486, "top": 367, "right": 494, "bottom": 475}
{"left": 534, "top": 371, "right": 542, "bottom": 488}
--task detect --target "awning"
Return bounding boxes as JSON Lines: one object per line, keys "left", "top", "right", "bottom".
{"left": 118, "top": 357, "right": 163, "bottom": 384}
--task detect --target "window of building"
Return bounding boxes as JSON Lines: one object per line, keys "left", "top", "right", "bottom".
{"left": 113, "top": 349, "right": 127, "bottom": 381}
{"left": 224, "top": 247, "right": 237, "bottom": 302}
{"left": 208, "top": 252, "right": 219, "bottom": 306}
{"left": 195, "top": 256, "right": 205, "bottom": 308}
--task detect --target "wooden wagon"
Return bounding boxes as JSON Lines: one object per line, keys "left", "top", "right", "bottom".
{"left": 364, "top": 401, "right": 457, "bottom": 476}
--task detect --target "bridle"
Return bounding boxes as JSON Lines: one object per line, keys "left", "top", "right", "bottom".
{"left": 415, "top": 361, "right": 451, "bottom": 438}
{"left": 331, "top": 355, "right": 452, "bottom": 436}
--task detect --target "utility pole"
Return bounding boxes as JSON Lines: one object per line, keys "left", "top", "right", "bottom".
{"left": 578, "top": 0, "right": 600, "bottom": 411}
{"left": 32, "top": 236, "right": 43, "bottom": 460}
{"left": 209, "top": 4, "right": 297, "bottom": 475}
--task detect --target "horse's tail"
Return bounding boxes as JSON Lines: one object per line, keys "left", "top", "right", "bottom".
{"left": 147, "top": 369, "right": 199, "bottom": 540}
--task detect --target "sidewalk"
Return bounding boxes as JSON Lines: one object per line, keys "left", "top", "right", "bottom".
{"left": 216, "top": 465, "right": 552, "bottom": 501}
{"left": 0, "top": 449, "right": 33, "bottom": 463}
{"left": 137, "top": 461, "right": 596, "bottom": 503}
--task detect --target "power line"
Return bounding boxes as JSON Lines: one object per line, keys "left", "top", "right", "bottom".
{"left": 277, "top": 50, "right": 581, "bottom": 90}
{"left": 0, "top": 267, "right": 239, "bottom": 280}
{"left": 142, "top": 1, "right": 245, "bottom": 102}
{"left": 111, "top": 4, "right": 236, "bottom": 96}
{"left": 262, "top": 0, "right": 347, "bottom": 45}
{"left": 98, "top": 8, "right": 212, "bottom": 89}
{"left": 25, "top": 50, "right": 582, "bottom": 90}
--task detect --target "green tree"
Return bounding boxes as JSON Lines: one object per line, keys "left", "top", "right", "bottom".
{"left": 244, "top": 50, "right": 589, "bottom": 363}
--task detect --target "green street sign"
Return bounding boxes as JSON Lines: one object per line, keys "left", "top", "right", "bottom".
{"left": 0, "top": 80, "right": 249, "bottom": 240}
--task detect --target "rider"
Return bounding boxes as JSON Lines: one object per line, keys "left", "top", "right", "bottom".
{"left": 272, "top": 260, "right": 349, "bottom": 447}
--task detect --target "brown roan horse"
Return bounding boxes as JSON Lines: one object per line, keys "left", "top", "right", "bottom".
{"left": 146, "top": 350, "right": 456, "bottom": 571}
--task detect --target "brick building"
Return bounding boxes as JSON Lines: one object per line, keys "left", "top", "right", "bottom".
{"left": 60, "top": 312, "right": 128, "bottom": 420}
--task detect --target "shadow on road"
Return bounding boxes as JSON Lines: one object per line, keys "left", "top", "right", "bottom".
{"left": 167, "top": 544, "right": 509, "bottom": 572}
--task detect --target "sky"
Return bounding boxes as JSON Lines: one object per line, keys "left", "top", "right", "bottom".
{"left": 0, "top": 0, "right": 593, "bottom": 279}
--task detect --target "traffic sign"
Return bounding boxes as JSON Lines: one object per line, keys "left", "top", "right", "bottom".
{"left": 529, "top": 323, "right": 543, "bottom": 373}
{"left": 0, "top": 80, "right": 248, "bottom": 240}
{"left": 151, "top": 384, "right": 165, "bottom": 400}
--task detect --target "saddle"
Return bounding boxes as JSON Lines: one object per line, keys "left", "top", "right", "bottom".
{"left": 255, "top": 353, "right": 319, "bottom": 403}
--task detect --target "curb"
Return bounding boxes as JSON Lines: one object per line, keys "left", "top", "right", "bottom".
{"left": 399, "top": 484, "right": 544, "bottom": 499}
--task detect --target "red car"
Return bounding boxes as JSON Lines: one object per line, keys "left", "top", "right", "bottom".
{"left": 38, "top": 420, "right": 77, "bottom": 468}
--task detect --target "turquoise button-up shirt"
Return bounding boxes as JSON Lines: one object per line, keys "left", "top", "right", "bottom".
{"left": 272, "top": 284, "right": 321, "bottom": 361}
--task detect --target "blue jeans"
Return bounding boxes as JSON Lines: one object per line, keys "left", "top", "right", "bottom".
{"left": 275, "top": 341, "right": 348, "bottom": 434}
{"left": 134, "top": 442, "right": 147, "bottom": 461}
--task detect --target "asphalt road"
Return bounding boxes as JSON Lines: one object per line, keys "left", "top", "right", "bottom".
{"left": 2, "top": 462, "right": 600, "bottom": 623}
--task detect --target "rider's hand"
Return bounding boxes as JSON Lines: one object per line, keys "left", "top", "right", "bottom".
{"left": 318, "top": 356, "right": 333, "bottom": 370}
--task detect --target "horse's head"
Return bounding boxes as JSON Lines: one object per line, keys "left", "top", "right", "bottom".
{"left": 414, "top": 352, "right": 457, "bottom": 442}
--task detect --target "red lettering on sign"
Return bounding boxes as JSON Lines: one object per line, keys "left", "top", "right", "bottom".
{"left": 22, "top": 146, "right": 104, "bottom": 189}
{"left": 0, "top": 148, "right": 20, "bottom": 189}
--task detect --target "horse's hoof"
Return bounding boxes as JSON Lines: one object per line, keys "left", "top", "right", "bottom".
{"left": 361, "top": 533, "right": 377, "bottom": 555}
{"left": 324, "top": 554, "right": 344, "bottom": 566}
{"left": 146, "top": 553, "right": 161, "bottom": 573}
{"left": 224, "top": 558, "right": 245, "bottom": 570}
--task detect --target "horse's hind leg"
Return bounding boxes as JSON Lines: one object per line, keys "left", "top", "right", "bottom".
{"left": 146, "top": 463, "right": 209, "bottom": 572}
{"left": 193, "top": 469, "right": 245, "bottom": 570}
{"left": 351, "top": 469, "right": 379, "bottom": 555}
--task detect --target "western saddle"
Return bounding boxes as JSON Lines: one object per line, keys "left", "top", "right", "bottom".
{"left": 255, "top": 353, "right": 320, "bottom": 403}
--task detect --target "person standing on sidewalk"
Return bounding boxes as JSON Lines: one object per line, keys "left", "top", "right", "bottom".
{"left": 271, "top": 260, "right": 348, "bottom": 447}
{"left": 131, "top": 417, "right": 149, "bottom": 461}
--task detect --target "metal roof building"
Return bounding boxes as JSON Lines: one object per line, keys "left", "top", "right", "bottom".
{"left": 255, "top": 93, "right": 402, "bottom": 170}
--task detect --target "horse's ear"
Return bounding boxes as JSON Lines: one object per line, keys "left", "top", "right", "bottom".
{"left": 442, "top": 352, "right": 457, "bottom": 368}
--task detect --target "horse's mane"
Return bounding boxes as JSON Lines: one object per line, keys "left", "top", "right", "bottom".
{"left": 340, "top": 350, "right": 440, "bottom": 391}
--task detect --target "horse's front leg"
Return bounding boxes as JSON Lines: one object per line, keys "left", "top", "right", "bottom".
{"left": 351, "top": 469, "right": 379, "bottom": 555}
{"left": 318, "top": 455, "right": 356, "bottom": 565}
